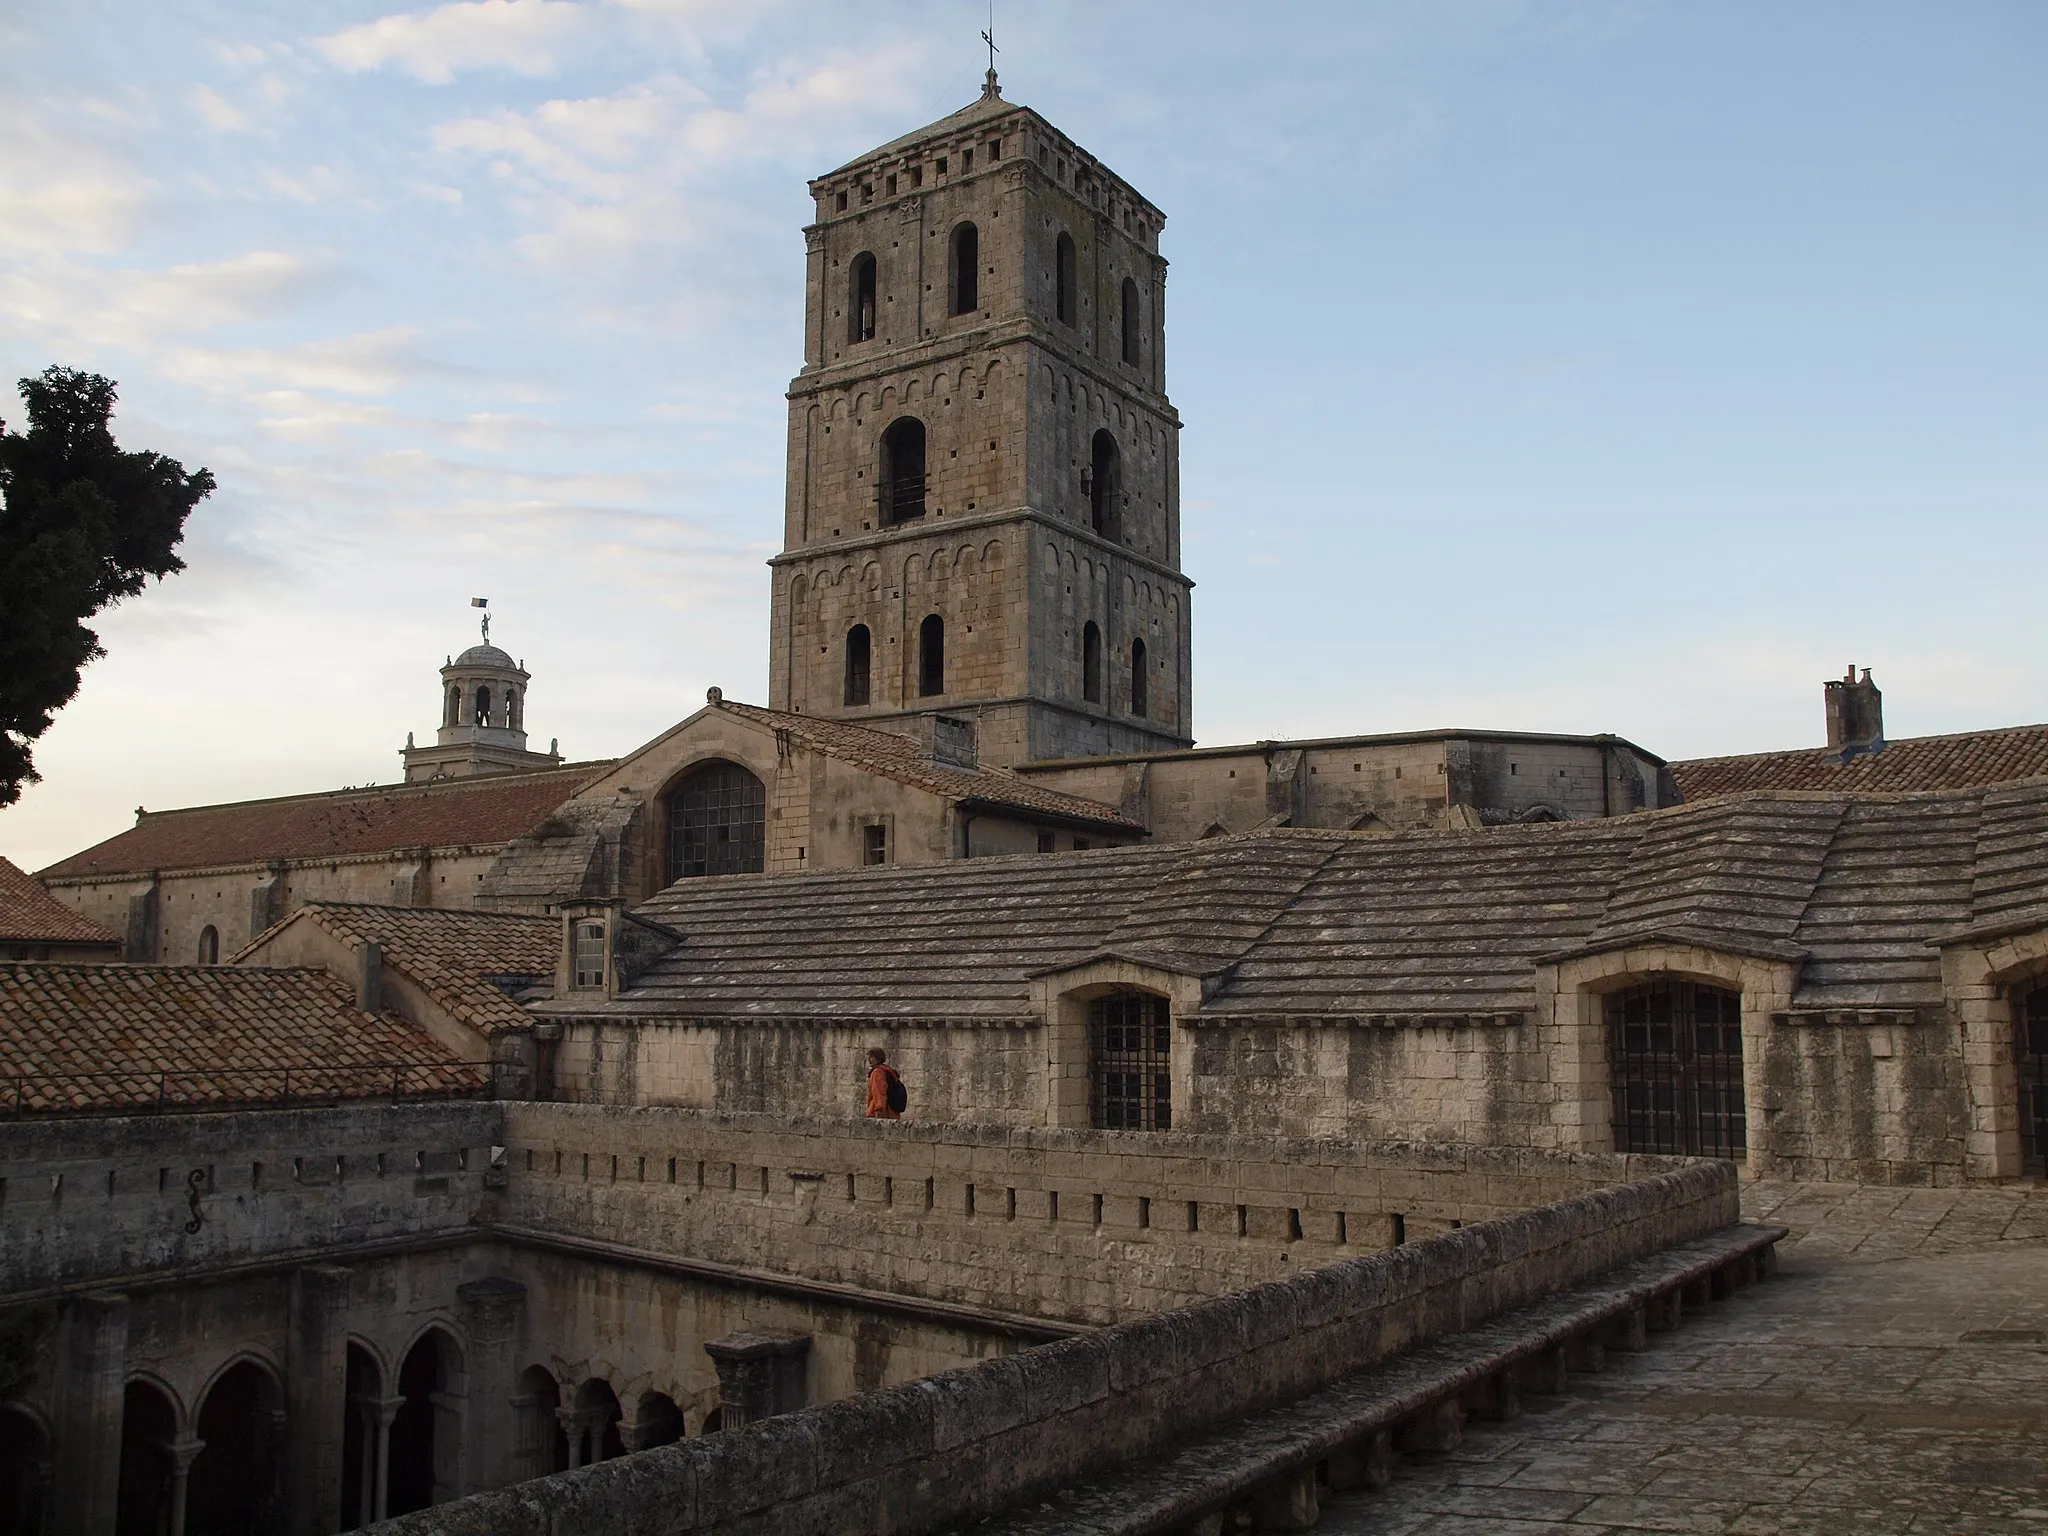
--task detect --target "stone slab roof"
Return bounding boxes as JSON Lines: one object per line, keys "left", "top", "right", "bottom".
{"left": 543, "top": 782, "right": 2048, "bottom": 1023}
{"left": 1670, "top": 723, "right": 2048, "bottom": 800}
{"left": 38, "top": 763, "right": 610, "bottom": 881}
{"left": 713, "top": 701, "right": 1143, "bottom": 832}
{"left": 0, "top": 858, "right": 120, "bottom": 946}
{"left": 0, "top": 963, "right": 482, "bottom": 1113}
{"left": 237, "top": 904, "right": 558, "bottom": 1036}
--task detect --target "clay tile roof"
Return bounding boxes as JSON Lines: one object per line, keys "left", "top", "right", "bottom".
{"left": 715, "top": 701, "right": 1143, "bottom": 832}
{"left": 0, "top": 963, "right": 483, "bottom": 1114}
{"left": 37, "top": 763, "right": 611, "bottom": 882}
{"left": 0, "top": 858, "right": 121, "bottom": 946}
{"left": 1670, "top": 723, "right": 2048, "bottom": 800}
{"left": 246, "top": 904, "right": 558, "bottom": 1036}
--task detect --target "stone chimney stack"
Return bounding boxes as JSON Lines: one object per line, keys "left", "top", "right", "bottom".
{"left": 1823, "top": 665, "right": 1884, "bottom": 750}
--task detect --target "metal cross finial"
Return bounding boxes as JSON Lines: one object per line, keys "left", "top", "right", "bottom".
{"left": 981, "top": 1, "right": 1000, "bottom": 96}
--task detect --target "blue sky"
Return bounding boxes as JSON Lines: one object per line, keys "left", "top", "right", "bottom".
{"left": 2, "top": 0, "right": 2043, "bottom": 869}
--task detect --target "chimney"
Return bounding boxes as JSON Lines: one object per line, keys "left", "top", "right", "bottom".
{"left": 1822, "top": 664, "right": 1884, "bottom": 751}
{"left": 356, "top": 941, "right": 383, "bottom": 1012}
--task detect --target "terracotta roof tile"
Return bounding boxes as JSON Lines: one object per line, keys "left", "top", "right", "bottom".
{"left": 0, "top": 858, "right": 121, "bottom": 946}
{"left": 715, "top": 701, "right": 1142, "bottom": 831}
{"left": 0, "top": 963, "right": 484, "bottom": 1114}
{"left": 240, "top": 904, "right": 557, "bottom": 1036}
{"left": 38, "top": 763, "right": 611, "bottom": 881}
{"left": 1670, "top": 724, "right": 2048, "bottom": 800}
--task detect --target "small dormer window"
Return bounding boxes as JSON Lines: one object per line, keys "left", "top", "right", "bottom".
{"left": 572, "top": 921, "right": 605, "bottom": 990}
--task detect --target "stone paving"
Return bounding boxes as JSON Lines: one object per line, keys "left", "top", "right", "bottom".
{"left": 1317, "top": 1180, "right": 2048, "bottom": 1534}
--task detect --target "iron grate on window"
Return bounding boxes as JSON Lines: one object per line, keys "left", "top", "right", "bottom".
{"left": 1607, "top": 978, "right": 1745, "bottom": 1159}
{"left": 2020, "top": 986, "right": 2048, "bottom": 1174}
{"left": 668, "top": 763, "right": 766, "bottom": 881}
{"left": 1090, "top": 992, "right": 1171, "bottom": 1131}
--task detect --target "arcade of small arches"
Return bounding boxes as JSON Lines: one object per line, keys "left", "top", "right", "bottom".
{"left": 69, "top": 1328, "right": 702, "bottom": 1534}
{"left": 443, "top": 683, "right": 522, "bottom": 732}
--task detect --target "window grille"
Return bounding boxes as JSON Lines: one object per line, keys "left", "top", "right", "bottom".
{"left": 1090, "top": 992, "right": 1171, "bottom": 1131}
{"left": 667, "top": 762, "right": 766, "bottom": 881}
{"left": 1607, "top": 979, "right": 1745, "bottom": 1158}
{"left": 863, "top": 824, "right": 888, "bottom": 866}
{"left": 2020, "top": 985, "right": 2048, "bottom": 1174}
{"left": 572, "top": 922, "right": 605, "bottom": 989}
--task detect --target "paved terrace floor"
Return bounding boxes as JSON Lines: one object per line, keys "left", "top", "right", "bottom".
{"left": 1318, "top": 1180, "right": 2048, "bottom": 1536}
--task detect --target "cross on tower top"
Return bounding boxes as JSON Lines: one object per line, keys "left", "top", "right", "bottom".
{"left": 980, "top": 4, "right": 1000, "bottom": 98}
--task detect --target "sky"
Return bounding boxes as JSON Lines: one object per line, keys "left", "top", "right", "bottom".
{"left": 2, "top": 0, "right": 2043, "bottom": 871}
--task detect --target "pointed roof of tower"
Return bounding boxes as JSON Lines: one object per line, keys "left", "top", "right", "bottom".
{"left": 829, "top": 81, "right": 1018, "bottom": 174}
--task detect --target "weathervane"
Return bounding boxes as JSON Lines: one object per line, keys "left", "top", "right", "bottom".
{"left": 471, "top": 595, "right": 490, "bottom": 645}
{"left": 981, "top": 1, "right": 1000, "bottom": 96}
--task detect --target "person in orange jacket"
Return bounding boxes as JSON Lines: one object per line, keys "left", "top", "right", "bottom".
{"left": 865, "top": 1048, "right": 904, "bottom": 1119}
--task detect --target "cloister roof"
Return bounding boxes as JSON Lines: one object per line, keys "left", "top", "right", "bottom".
{"left": 541, "top": 779, "right": 2048, "bottom": 1023}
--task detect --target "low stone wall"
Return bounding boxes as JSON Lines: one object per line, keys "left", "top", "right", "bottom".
{"left": 374, "top": 1159, "right": 1739, "bottom": 1536}
{"left": 0, "top": 1101, "right": 501, "bottom": 1295}
{"left": 499, "top": 1103, "right": 1698, "bottom": 1324}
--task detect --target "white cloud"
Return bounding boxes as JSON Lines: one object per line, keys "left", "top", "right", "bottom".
{"left": 163, "top": 327, "right": 455, "bottom": 397}
{"left": 0, "top": 105, "right": 150, "bottom": 257}
{"left": 189, "top": 85, "right": 250, "bottom": 132}
{"left": 0, "top": 250, "right": 330, "bottom": 351}
{"left": 317, "top": 0, "right": 593, "bottom": 83}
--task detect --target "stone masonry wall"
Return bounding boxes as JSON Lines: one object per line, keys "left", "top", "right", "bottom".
{"left": 376, "top": 1159, "right": 1740, "bottom": 1536}
{"left": 496, "top": 1104, "right": 1697, "bottom": 1326}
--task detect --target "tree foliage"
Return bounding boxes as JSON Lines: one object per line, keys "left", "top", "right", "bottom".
{"left": 0, "top": 368, "right": 214, "bottom": 807}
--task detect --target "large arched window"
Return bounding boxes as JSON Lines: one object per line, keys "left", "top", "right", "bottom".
{"left": 1090, "top": 990, "right": 1171, "bottom": 1130}
{"left": 1055, "top": 231, "right": 1076, "bottom": 325}
{"left": 1082, "top": 622, "right": 1102, "bottom": 704}
{"left": 2016, "top": 981, "right": 2048, "bottom": 1173}
{"left": 1607, "top": 978, "right": 1745, "bottom": 1158}
{"left": 843, "top": 623, "right": 872, "bottom": 707}
{"left": 848, "top": 252, "right": 877, "bottom": 343}
{"left": 1120, "top": 276, "right": 1141, "bottom": 365}
{"left": 117, "top": 1380, "right": 178, "bottom": 1535}
{"left": 1130, "top": 638, "right": 1148, "bottom": 717}
{"left": 1089, "top": 429, "right": 1120, "bottom": 541}
{"left": 197, "top": 926, "right": 219, "bottom": 966}
{"left": 667, "top": 761, "right": 767, "bottom": 881}
{"left": 0, "top": 1406, "right": 49, "bottom": 1536}
{"left": 950, "top": 222, "right": 979, "bottom": 314}
{"left": 445, "top": 685, "right": 460, "bottom": 726}
{"left": 187, "top": 1361, "right": 284, "bottom": 1533}
{"left": 879, "top": 417, "right": 926, "bottom": 524}
{"left": 388, "top": 1330, "right": 463, "bottom": 1514}
{"left": 918, "top": 614, "right": 945, "bottom": 697}
{"left": 474, "top": 685, "right": 492, "bottom": 728}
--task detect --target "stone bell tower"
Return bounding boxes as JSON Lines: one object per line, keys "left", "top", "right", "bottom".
{"left": 766, "top": 72, "right": 1194, "bottom": 767}
{"left": 402, "top": 604, "right": 563, "bottom": 782}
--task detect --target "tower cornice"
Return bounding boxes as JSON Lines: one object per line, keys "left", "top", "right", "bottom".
{"left": 766, "top": 503, "right": 1194, "bottom": 592}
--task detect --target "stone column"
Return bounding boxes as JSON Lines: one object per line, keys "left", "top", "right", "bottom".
{"left": 285, "top": 1265, "right": 351, "bottom": 1534}
{"left": 455, "top": 1277, "right": 527, "bottom": 1493}
{"left": 50, "top": 1290, "right": 127, "bottom": 1536}
{"left": 163, "top": 1436, "right": 205, "bottom": 1536}
{"left": 702, "top": 1332, "right": 810, "bottom": 1428}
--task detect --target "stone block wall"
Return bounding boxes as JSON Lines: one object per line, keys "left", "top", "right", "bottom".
{"left": 1758, "top": 1014, "right": 1970, "bottom": 1184}
{"left": 375, "top": 1159, "right": 1739, "bottom": 1536}
{"left": 497, "top": 1104, "right": 1697, "bottom": 1326}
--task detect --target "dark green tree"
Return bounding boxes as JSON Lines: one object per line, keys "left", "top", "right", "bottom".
{"left": 0, "top": 368, "right": 214, "bottom": 807}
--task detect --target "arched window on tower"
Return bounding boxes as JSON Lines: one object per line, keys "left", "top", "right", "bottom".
{"left": 507, "top": 687, "right": 521, "bottom": 731}
{"left": 918, "top": 614, "right": 945, "bottom": 697}
{"left": 848, "top": 252, "right": 877, "bottom": 343}
{"left": 1130, "top": 638, "right": 1149, "bottom": 717}
{"left": 197, "top": 925, "right": 219, "bottom": 965}
{"left": 950, "top": 222, "right": 979, "bottom": 314}
{"left": 474, "top": 684, "right": 493, "bottom": 728}
{"left": 1120, "top": 276, "right": 1141, "bottom": 365}
{"left": 844, "top": 623, "right": 872, "bottom": 707}
{"left": 879, "top": 417, "right": 926, "bottom": 524}
{"left": 1082, "top": 621, "right": 1102, "bottom": 704}
{"left": 445, "top": 685, "right": 460, "bottom": 727}
{"left": 1089, "top": 429, "right": 1121, "bottom": 541}
{"left": 1055, "top": 231, "right": 1076, "bottom": 325}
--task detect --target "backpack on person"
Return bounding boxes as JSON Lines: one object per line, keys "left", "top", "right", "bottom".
{"left": 885, "top": 1069, "right": 907, "bottom": 1114}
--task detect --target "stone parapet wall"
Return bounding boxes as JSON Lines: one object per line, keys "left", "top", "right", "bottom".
{"left": 497, "top": 1103, "right": 1696, "bottom": 1325}
{"left": 0, "top": 1102, "right": 502, "bottom": 1297}
{"left": 374, "top": 1159, "right": 1740, "bottom": 1536}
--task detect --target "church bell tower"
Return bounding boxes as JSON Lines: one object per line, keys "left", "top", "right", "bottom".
{"left": 767, "top": 73, "right": 1194, "bottom": 767}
